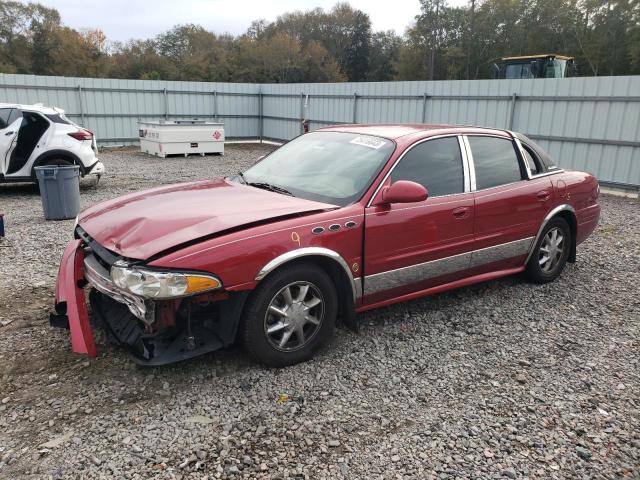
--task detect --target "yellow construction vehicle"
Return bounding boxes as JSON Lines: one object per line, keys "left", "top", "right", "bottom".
{"left": 492, "top": 54, "right": 576, "bottom": 79}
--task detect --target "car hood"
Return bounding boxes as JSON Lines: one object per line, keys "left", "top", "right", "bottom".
{"left": 78, "top": 178, "right": 336, "bottom": 260}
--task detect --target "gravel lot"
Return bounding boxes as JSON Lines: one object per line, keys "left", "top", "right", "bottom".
{"left": 0, "top": 145, "right": 638, "bottom": 479}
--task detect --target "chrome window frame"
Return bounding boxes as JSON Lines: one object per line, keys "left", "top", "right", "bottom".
{"left": 365, "top": 134, "right": 472, "bottom": 208}
{"left": 512, "top": 136, "right": 565, "bottom": 180}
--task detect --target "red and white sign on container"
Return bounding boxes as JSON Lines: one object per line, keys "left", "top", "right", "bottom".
{"left": 138, "top": 120, "right": 225, "bottom": 158}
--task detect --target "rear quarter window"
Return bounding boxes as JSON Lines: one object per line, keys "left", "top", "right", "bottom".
{"left": 45, "top": 113, "right": 72, "bottom": 125}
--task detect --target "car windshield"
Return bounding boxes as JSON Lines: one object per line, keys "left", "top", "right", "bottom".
{"left": 241, "top": 131, "right": 395, "bottom": 206}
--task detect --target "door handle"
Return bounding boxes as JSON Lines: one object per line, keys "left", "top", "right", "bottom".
{"left": 5, "top": 131, "right": 14, "bottom": 136}
{"left": 452, "top": 206, "right": 470, "bottom": 219}
{"left": 537, "top": 190, "right": 551, "bottom": 201}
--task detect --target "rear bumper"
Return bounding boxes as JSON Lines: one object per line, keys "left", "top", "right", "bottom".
{"left": 85, "top": 161, "right": 105, "bottom": 177}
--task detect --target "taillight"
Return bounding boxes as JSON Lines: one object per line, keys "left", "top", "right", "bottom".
{"left": 68, "top": 129, "right": 93, "bottom": 141}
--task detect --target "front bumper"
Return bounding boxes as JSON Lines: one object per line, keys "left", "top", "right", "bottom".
{"left": 52, "top": 239, "right": 248, "bottom": 365}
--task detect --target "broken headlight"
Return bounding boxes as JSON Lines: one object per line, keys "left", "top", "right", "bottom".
{"left": 110, "top": 262, "right": 221, "bottom": 299}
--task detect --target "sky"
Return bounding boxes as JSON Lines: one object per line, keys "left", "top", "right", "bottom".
{"left": 27, "top": 0, "right": 467, "bottom": 42}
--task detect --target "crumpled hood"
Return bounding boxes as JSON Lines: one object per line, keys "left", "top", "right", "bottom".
{"left": 78, "top": 178, "right": 336, "bottom": 260}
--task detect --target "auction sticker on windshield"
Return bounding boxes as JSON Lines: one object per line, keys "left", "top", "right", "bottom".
{"left": 349, "top": 136, "right": 388, "bottom": 149}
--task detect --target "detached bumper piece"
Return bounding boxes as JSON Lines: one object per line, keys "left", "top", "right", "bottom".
{"left": 89, "top": 290, "right": 248, "bottom": 366}
{"left": 52, "top": 240, "right": 97, "bottom": 357}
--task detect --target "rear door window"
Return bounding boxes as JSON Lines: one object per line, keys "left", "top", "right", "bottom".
{"left": 468, "top": 136, "right": 523, "bottom": 190}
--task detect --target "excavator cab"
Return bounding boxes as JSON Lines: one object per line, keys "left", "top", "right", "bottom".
{"left": 492, "top": 54, "right": 576, "bottom": 79}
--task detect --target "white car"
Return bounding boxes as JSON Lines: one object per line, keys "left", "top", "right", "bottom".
{"left": 0, "top": 102, "right": 105, "bottom": 184}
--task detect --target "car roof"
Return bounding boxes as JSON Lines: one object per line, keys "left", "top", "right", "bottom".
{"left": 316, "top": 123, "right": 510, "bottom": 140}
{"left": 0, "top": 102, "right": 60, "bottom": 114}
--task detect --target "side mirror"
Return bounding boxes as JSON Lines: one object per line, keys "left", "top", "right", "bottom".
{"left": 375, "top": 180, "right": 428, "bottom": 205}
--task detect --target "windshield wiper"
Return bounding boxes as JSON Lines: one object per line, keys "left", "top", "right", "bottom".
{"left": 248, "top": 182, "right": 294, "bottom": 197}
{"left": 236, "top": 171, "right": 247, "bottom": 184}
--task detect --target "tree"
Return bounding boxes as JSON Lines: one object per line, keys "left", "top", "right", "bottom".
{"left": 368, "top": 31, "right": 402, "bottom": 80}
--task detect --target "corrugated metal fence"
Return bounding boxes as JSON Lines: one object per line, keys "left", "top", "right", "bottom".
{"left": 1, "top": 73, "right": 639, "bottom": 189}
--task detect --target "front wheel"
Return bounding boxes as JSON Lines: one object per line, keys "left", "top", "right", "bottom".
{"left": 240, "top": 263, "right": 337, "bottom": 367}
{"left": 526, "top": 217, "right": 571, "bottom": 284}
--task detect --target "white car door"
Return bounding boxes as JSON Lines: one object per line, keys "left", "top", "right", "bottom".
{"left": 0, "top": 108, "right": 22, "bottom": 176}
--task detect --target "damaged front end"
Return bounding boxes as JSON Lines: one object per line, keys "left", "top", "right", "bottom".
{"left": 52, "top": 228, "right": 248, "bottom": 366}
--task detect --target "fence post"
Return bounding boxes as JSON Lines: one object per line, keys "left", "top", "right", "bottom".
{"left": 299, "top": 92, "right": 305, "bottom": 134}
{"left": 352, "top": 93, "right": 358, "bottom": 123}
{"left": 259, "top": 91, "right": 263, "bottom": 142}
{"left": 212, "top": 91, "right": 218, "bottom": 121}
{"left": 508, "top": 93, "right": 517, "bottom": 129}
{"left": 77, "top": 85, "right": 85, "bottom": 126}
{"left": 163, "top": 88, "right": 168, "bottom": 120}
{"left": 421, "top": 93, "right": 428, "bottom": 123}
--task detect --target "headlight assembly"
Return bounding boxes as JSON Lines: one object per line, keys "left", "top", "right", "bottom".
{"left": 110, "top": 262, "right": 221, "bottom": 299}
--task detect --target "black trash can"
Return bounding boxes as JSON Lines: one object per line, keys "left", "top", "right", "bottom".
{"left": 34, "top": 166, "right": 81, "bottom": 220}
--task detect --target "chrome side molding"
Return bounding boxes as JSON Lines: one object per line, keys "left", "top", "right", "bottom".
{"left": 524, "top": 204, "right": 576, "bottom": 265}
{"left": 364, "top": 236, "right": 533, "bottom": 296}
{"left": 255, "top": 247, "right": 359, "bottom": 302}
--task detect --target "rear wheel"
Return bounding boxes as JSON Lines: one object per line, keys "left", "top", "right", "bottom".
{"left": 526, "top": 217, "right": 571, "bottom": 284}
{"left": 240, "top": 263, "right": 337, "bottom": 367}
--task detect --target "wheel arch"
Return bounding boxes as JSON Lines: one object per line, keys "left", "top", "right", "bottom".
{"left": 31, "top": 150, "right": 85, "bottom": 178}
{"left": 526, "top": 204, "right": 577, "bottom": 265}
{"left": 254, "top": 248, "right": 359, "bottom": 331}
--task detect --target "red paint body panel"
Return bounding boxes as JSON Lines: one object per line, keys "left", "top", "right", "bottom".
{"left": 78, "top": 177, "right": 337, "bottom": 260}
{"left": 149, "top": 204, "right": 365, "bottom": 297}
{"left": 55, "top": 240, "right": 96, "bottom": 357}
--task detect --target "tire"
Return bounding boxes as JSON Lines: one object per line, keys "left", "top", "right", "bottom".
{"left": 240, "top": 263, "right": 337, "bottom": 367}
{"left": 525, "top": 217, "right": 571, "bottom": 284}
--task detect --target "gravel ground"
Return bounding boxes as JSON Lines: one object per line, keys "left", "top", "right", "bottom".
{"left": 0, "top": 145, "right": 638, "bottom": 479}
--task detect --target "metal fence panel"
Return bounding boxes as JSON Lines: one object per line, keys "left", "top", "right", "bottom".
{"left": 1, "top": 73, "right": 638, "bottom": 187}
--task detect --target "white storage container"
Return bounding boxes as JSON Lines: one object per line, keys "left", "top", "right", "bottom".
{"left": 138, "top": 120, "right": 225, "bottom": 158}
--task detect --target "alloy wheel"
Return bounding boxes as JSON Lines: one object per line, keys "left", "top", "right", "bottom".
{"left": 539, "top": 227, "right": 565, "bottom": 273}
{"left": 263, "top": 281, "right": 324, "bottom": 352}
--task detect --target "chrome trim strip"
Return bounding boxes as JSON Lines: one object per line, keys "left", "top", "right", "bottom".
{"left": 366, "top": 133, "right": 468, "bottom": 208}
{"left": 461, "top": 136, "right": 476, "bottom": 191}
{"left": 354, "top": 277, "right": 363, "bottom": 299}
{"left": 255, "top": 247, "right": 359, "bottom": 302}
{"left": 469, "top": 236, "right": 533, "bottom": 268}
{"left": 458, "top": 136, "right": 472, "bottom": 193}
{"left": 84, "top": 254, "right": 148, "bottom": 321}
{"left": 513, "top": 136, "right": 534, "bottom": 180}
{"left": 524, "top": 205, "right": 576, "bottom": 265}
{"left": 364, "top": 251, "right": 471, "bottom": 295}
{"left": 364, "top": 236, "right": 534, "bottom": 296}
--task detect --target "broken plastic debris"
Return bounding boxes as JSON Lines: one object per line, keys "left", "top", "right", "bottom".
{"left": 186, "top": 415, "right": 215, "bottom": 425}
{"left": 277, "top": 394, "right": 289, "bottom": 404}
{"left": 39, "top": 431, "right": 73, "bottom": 449}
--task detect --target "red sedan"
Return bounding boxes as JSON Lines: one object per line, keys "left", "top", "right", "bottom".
{"left": 52, "top": 124, "right": 600, "bottom": 367}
